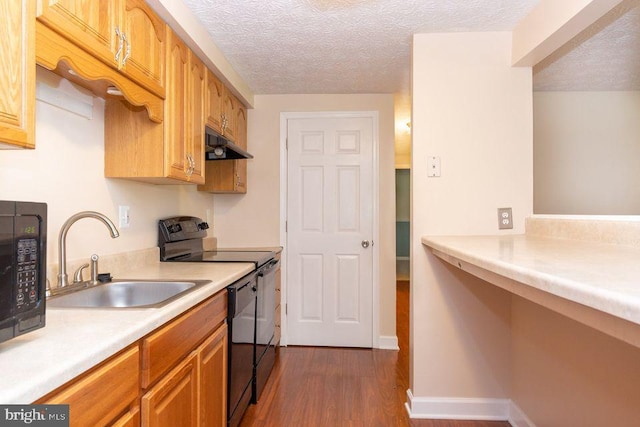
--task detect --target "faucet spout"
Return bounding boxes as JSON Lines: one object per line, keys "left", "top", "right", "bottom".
{"left": 57, "top": 211, "right": 120, "bottom": 289}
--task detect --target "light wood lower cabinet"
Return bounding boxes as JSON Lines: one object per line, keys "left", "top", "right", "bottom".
{"left": 36, "top": 345, "right": 140, "bottom": 427}
{"left": 36, "top": 291, "right": 228, "bottom": 427}
{"left": 199, "top": 323, "right": 228, "bottom": 427}
{"left": 142, "top": 352, "right": 199, "bottom": 427}
{"left": 141, "top": 323, "right": 228, "bottom": 427}
{"left": 112, "top": 407, "right": 141, "bottom": 427}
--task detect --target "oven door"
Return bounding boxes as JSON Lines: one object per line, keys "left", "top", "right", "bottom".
{"left": 254, "top": 258, "right": 279, "bottom": 401}
{"left": 227, "top": 273, "right": 257, "bottom": 427}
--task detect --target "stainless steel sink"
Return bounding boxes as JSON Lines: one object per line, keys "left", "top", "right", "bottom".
{"left": 47, "top": 279, "right": 212, "bottom": 309}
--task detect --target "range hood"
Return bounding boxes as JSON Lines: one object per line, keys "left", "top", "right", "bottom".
{"left": 205, "top": 126, "right": 254, "bottom": 160}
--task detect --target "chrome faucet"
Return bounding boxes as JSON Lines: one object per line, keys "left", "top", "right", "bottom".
{"left": 57, "top": 211, "right": 119, "bottom": 289}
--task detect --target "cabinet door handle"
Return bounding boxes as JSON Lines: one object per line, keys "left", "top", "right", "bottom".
{"left": 186, "top": 155, "right": 194, "bottom": 177}
{"left": 221, "top": 114, "right": 227, "bottom": 135}
{"left": 122, "top": 32, "right": 131, "bottom": 66}
{"left": 114, "top": 27, "right": 124, "bottom": 65}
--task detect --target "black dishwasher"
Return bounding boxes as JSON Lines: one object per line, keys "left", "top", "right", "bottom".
{"left": 227, "top": 272, "right": 257, "bottom": 427}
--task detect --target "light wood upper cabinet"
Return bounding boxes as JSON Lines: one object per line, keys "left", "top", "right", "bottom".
{"left": 164, "top": 28, "right": 204, "bottom": 184}
{"left": 0, "top": 0, "right": 35, "bottom": 149}
{"left": 120, "top": 0, "right": 166, "bottom": 97}
{"left": 198, "top": 95, "right": 248, "bottom": 194}
{"left": 164, "top": 29, "right": 190, "bottom": 182}
{"left": 105, "top": 27, "right": 205, "bottom": 184}
{"left": 221, "top": 90, "right": 236, "bottom": 142}
{"left": 37, "top": 0, "right": 119, "bottom": 67}
{"left": 205, "top": 69, "right": 225, "bottom": 134}
{"left": 37, "top": 0, "right": 165, "bottom": 98}
{"left": 188, "top": 52, "right": 206, "bottom": 183}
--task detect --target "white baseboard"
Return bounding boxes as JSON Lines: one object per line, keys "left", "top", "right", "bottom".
{"left": 406, "top": 390, "right": 536, "bottom": 427}
{"left": 406, "top": 389, "right": 510, "bottom": 420}
{"left": 377, "top": 335, "right": 399, "bottom": 350}
{"left": 508, "top": 401, "right": 536, "bottom": 427}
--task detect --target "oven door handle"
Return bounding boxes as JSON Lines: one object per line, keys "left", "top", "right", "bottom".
{"left": 258, "top": 259, "right": 280, "bottom": 276}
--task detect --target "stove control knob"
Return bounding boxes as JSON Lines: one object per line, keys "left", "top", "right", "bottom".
{"left": 198, "top": 222, "right": 209, "bottom": 230}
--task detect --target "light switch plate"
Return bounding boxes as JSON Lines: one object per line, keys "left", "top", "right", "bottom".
{"left": 119, "top": 205, "right": 130, "bottom": 229}
{"left": 497, "top": 207, "right": 513, "bottom": 230}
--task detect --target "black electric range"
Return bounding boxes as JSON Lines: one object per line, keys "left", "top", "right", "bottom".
{"left": 158, "top": 216, "right": 279, "bottom": 427}
{"left": 158, "top": 216, "right": 275, "bottom": 266}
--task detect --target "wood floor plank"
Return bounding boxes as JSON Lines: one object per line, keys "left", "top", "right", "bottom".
{"left": 239, "top": 281, "right": 511, "bottom": 427}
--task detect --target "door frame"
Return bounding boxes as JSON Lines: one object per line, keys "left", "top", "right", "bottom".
{"left": 279, "top": 111, "right": 380, "bottom": 348}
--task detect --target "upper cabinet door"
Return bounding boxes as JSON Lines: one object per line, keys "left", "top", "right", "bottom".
{"left": 234, "top": 103, "right": 248, "bottom": 193}
{"left": 37, "top": 0, "right": 121, "bottom": 68}
{"left": 205, "top": 69, "right": 224, "bottom": 134}
{"left": 188, "top": 51, "right": 206, "bottom": 184}
{"left": 165, "top": 28, "right": 189, "bottom": 182}
{"left": 221, "top": 92, "right": 236, "bottom": 142}
{"left": 0, "top": 0, "right": 35, "bottom": 149}
{"left": 121, "top": 0, "right": 165, "bottom": 98}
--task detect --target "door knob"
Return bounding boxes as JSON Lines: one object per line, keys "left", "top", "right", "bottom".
{"left": 361, "top": 240, "right": 370, "bottom": 248}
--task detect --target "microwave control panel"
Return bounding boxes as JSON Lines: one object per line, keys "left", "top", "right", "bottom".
{"left": 14, "top": 215, "right": 40, "bottom": 312}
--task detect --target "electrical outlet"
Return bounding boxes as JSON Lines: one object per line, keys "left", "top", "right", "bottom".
{"left": 427, "top": 156, "right": 441, "bottom": 177}
{"left": 497, "top": 207, "right": 513, "bottom": 230}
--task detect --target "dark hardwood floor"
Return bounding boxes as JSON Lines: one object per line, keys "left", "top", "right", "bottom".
{"left": 239, "top": 281, "right": 511, "bottom": 427}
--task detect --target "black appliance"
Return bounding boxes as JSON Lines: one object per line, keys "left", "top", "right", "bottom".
{"left": 0, "top": 201, "right": 46, "bottom": 344}
{"left": 226, "top": 271, "right": 257, "bottom": 427}
{"left": 158, "top": 216, "right": 277, "bottom": 427}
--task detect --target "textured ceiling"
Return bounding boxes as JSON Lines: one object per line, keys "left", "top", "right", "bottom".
{"left": 181, "top": 0, "right": 638, "bottom": 95}
{"left": 182, "top": 0, "right": 539, "bottom": 95}
{"left": 533, "top": 0, "right": 640, "bottom": 91}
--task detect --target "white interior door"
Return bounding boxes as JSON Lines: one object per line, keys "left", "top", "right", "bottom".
{"left": 286, "top": 115, "right": 374, "bottom": 347}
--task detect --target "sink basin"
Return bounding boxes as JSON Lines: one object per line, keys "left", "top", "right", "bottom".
{"left": 47, "top": 279, "right": 212, "bottom": 309}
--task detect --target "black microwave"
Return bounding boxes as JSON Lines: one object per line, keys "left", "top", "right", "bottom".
{"left": 0, "top": 201, "right": 46, "bottom": 344}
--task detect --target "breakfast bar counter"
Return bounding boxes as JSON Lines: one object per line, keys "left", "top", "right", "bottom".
{"left": 422, "top": 234, "right": 640, "bottom": 348}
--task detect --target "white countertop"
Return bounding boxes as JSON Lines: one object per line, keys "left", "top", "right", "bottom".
{"left": 421, "top": 235, "right": 640, "bottom": 327}
{"left": 0, "top": 261, "right": 254, "bottom": 404}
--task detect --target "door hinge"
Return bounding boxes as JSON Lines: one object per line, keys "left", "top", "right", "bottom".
{"left": 285, "top": 220, "right": 288, "bottom": 232}
{"left": 285, "top": 303, "right": 287, "bottom": 315}
{"left": 286, "top": 138, "right": 288, "bottom": 150}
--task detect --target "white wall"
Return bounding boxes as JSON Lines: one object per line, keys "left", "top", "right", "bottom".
{"left": 214, "top": 94, "right": 397, "bottom": 340}
{"left": 512, "top": 296, "right": 640, "bottom": 426}
{"left": 0, "top": 68, "right": 214, "bottom": 273}
{"left": 410, "top": 31, "right": 532, "bottom": 410}
{"left": 534, "top": 91, "right": 640, "bottom": 215}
